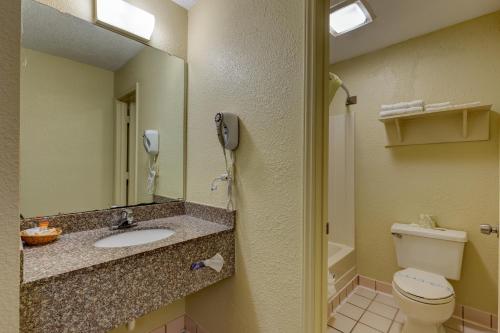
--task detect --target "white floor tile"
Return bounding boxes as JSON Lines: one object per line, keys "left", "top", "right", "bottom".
{"left": 328, "top": 313, "right": 356, "bottom": 333}
{"left": 394, "top": 310, "right": 406, "bottom": 324}
{"left": 352, "top": 323, "right": 380, "bottom": 333}
{"left": 368, "top": 301, "right": 398, "bottom": 320}
{"left": 348, "top": 294, "right": 372, "bottom": 309}
{"left": 355, "top": 287, "right": 377, "bottom": 300}
{"left": 389, "top": 322, "right": 403, "bottom": 333}
{"left": 337, "top": 302, "right": 365, "bottom": 321}
{"left": 359, "top": 311, "right": 392, "bottom": 333}
{"left": 374, "top": 293, "right": 398, "bottom": 308}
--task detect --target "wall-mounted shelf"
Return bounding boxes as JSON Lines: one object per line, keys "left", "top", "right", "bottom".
{"left": 379, "top": 104, "right": 492, "bottom": 147}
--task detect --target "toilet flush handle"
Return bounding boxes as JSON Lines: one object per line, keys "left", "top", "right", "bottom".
{"left": 480, "top": 224, "right": 499, "bottom": 237}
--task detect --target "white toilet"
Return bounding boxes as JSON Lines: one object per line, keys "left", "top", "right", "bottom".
{"left": 391, "top": 223, "right": 467, "bottom": 333}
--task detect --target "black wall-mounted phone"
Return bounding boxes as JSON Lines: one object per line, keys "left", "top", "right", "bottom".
{"left": 215, "top": 112, "right": 239, "bottom": 151}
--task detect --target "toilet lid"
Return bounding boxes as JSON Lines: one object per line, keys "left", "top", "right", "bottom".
{"left": 393, "top": 268, "right": 454, "bottom": 304}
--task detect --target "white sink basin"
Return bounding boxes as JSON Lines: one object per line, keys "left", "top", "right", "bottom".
{"left": 94, "top": 229, "right": 175, "bottom": 248}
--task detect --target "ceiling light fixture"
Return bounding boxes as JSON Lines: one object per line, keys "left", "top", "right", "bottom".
{"left": 330, "top": 0, "right": 375, "bottom": 37}
{"left": 95, "top": 0, "right": 156, "bottom": 41}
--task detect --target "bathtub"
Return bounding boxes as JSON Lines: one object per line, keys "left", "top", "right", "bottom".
{"left": 328, "top": 242, "right": 353, "bottom": 267}
{"left": 328, "top": 242, "right": 356, "bottom": 291}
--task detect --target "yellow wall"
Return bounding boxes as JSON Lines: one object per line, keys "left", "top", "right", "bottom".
{"left": 34, "top": 0, "right": 188, "bottom": 60}
{"left": 109, "top": 299, "right": 185, "bottom": 333}
{"left": 331, "top": 12, "right": 500, "bottom": 313}
{"left": 0, "top": 0, "right": 20, "bottom": 331}
{"left": 184, "top": 0, "right": 305, "bottom": 332}
{"left": 20, "top": 48, "right": 115, "bottom": 217}
{"left": 115, "top": 47, "right": 186, "bottom": 202}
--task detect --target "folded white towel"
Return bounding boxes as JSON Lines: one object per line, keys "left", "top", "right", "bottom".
{"left": 381, "top": 100, "right": 424, "bottom": 111}
{"left": 379, "top": 106, "right": 424, "bottom": 118}
{"left": 426, "top": 102, "right": 451, "bottom": 109}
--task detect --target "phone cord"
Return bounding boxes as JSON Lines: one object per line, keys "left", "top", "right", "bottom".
{"left": 223, "top": 148, "right": 234, "bottom": 211}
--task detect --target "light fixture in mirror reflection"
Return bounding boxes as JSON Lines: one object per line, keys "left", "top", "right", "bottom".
{"left": 95, "top": 0, "right": 156, "bottom": 42}
{"left": 19, "top": 0, "right": 186, "bottom": 218}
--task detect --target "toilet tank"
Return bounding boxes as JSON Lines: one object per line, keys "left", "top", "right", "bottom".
{"left": 391, "top": 223, "right": 467, "bottom": 280}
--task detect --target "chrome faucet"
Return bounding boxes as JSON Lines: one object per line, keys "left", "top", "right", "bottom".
{"left": 110, "top": 208, "right": 137, "bottom": 230}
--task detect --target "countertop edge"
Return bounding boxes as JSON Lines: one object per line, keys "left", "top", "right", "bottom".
{"left": 22, "top": 227, "right": 234, "bottom": 285}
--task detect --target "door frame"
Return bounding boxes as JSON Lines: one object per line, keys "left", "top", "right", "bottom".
{"left": 114, "top": 83, "right": 140, "bottom": 207}
{"left": 302, "top": 0, "right": 330, "bottom": 332}
{"left": 128, "top": 99, "right": 139, "bottom": 205}
{"left": 114, "top": 100, "right": 128, "bottom": 206}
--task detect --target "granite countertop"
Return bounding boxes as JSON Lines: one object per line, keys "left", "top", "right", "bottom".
{"left": 22, "top": 215, "right": 231, "bottom": 283}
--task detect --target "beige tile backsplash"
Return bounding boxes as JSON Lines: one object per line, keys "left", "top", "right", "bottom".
{"left": 147, "top": 315, "right": 209, "bottom": 333}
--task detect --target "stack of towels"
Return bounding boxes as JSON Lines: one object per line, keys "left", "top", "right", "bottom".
{"left": 379, "top": 100, "right": 482, "bottom": 118}
{"left": 379, "top": 100, "right": 424, "bottom": 118}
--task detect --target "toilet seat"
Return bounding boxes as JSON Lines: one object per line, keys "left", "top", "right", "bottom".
{"left": 393, "top": 268, "right": 455, "bottom": 305}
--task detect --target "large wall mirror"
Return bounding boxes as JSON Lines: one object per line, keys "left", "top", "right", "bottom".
{"left": 20, "top": 0, "right": 186, "bottom": 218}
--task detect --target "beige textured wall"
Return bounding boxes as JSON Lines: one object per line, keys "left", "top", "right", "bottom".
{"left": 115, "top": 47, "right": 185, "bottom": 202}
{"left": 20, "top": 48, "right": 115, "bottom": 217}
{"left": 34, "top": 0, "right": 188, "bottom": 59}
{"left": 185, "top": 0, "right": 305, "bottom": 332}
{"left": 331, "top": 12, "right": 500, "bottom": 313}
{"left": 0, "top": 0, "right": 20, "bottom": 331}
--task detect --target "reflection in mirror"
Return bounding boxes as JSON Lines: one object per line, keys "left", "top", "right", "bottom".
{"left": 20, "top": 0, "right": 186, "bottom": 218}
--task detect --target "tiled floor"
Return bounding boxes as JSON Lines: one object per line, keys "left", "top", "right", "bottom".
{"left": 328, "top": 286, "right": 495, "bottom": 333}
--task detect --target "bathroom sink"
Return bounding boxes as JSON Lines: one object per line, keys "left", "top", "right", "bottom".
{"left": 94, "top": 229, "right": 175, "bottom": 248}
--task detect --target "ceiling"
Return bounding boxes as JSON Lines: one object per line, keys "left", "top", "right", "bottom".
{"left": 331, "top": 0, "right": 500, "bottom": 64}
{"left": 171, "top": 0, "right": 198, "bottom": 10}
{"left": 22, "top": 0, "right": 500, "bottom": 67}
{"left": 22, "top": 0, "right": 145, "bottom": 71}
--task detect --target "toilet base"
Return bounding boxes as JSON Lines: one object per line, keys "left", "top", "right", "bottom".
{"left": 402, "top": 319, "right": 446, "bottom": 333}
{"left": 392, "top": 281, "right": 454, "bottom": 333}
